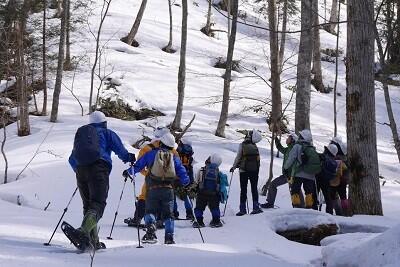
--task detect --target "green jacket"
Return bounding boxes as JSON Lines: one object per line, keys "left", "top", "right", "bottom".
{"left": 275, "top": 137, "right": 294, "bottom": 176}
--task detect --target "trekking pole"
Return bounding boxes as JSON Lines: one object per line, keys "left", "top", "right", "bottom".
{"left": 188, "top": 196, "right": 205, "bottom": 243}
{"left": 44, "top": 187, "right": 78, "bottom": 246}
{"left": 222, "top": 171, "right": 234, "bottom": 217}
{"left": 107, "top": 176, "right": 128, "bottom": 240}
{"left": 130, "top": 173, "right": 144, "bottom": 248}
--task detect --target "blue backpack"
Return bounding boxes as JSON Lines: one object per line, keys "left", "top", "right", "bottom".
{"left": 321, "top": 155, "right": 338, "bottom": 181}
{"left": 199, "top": 163, "right": 220, "bottom": 193}
{"left": 73, "top": 125, "right": 101, "bottom": 166}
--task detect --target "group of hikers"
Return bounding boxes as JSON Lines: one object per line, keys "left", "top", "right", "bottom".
{"left": 67, "top": 111, "right": 350, "bottom": 249}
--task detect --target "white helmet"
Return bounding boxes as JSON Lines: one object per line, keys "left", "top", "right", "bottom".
{"left": 154, "top": 126, "right": 169, "bottom": 140}
{"left": 330, "top": 136, "right": 346, "bottom": 155}
{"left": 160, "top": 133, "right": 175, "bottom": 148}
{"left": 251, "top": 129, "right": 262, "bottom": 143}
{"left": 325, "top": 144, "right": 338, "bottom": 156}
{"left": 89, "top": 111, "right": 106, "bottom": 124}
{"left": 299, "top": 129, "right": 313, "bottom": 143}
{"left": 210, "top": 153, "right": 222, "bottom": 166}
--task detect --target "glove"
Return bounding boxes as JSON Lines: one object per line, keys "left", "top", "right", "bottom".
{"left": 123, "top": 169, "right": 133, "bottom": 181}
{"left": 125, "top": 153, "right": 136, "bottom": 165}
{"left": 230, "top": 167, "right": 235, "bottom": 173}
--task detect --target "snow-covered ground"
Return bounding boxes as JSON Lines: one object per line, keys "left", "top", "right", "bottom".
{"left": 1, "top": 0, "right": 400, "bottom": 266}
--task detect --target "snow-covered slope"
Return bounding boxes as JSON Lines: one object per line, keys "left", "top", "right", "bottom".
{"left": 1, "top": 0, "right": 399, "bottom": 266}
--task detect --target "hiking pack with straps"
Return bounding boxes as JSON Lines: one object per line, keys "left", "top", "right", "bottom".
{"left": 300, "top": 144, "right": 321, "bottom": 175}
{"left": 149, "top": 149, "right": 177, "bottom": 182}
{"left": 241, "top": 142, "right": 260, "bottom": 172}
{"left": 73, "top": 125, "right": 101, "bottom": 166}
{"left": 320, "top": 154, "right": 338, "bottom": 181}
{"left": 199, "top": 163, "right": 220, "bottom": 193}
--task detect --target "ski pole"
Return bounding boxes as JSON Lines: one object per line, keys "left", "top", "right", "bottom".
{"left": 222, "top": 171, "right": 234, "bottom": 217}
{"left": 188, "top": 196, "right": 205, "bottom": 243}
{"left": 44, "top": 187, "right": 78, "bottom": 246}
{"left": 130, "top": 173, "right": 143, "bottom": 248}
{"left": 107, "top": 176, "right": 128, "bottom": 240}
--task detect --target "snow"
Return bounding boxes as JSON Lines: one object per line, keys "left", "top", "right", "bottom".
{"left": 0, "top": 0, "right": 400, "bottom": 266}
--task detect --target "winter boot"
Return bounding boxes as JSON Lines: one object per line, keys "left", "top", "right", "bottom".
{"left": 173, "top": 210, "right": 180, "bottom": 219}
{"left": 236, "top": 203, "right": 247, "bottom": 216}
{"left": 260, "top": 202, "right": 274, "bottom": 209}
{"left": 80, "top": 210, "right": 97, "bottom": 237}
{"left": 209, "top": 217, "right": 223, "bottom": 228}
{"left": 192, "top": 217, "right": 205, "bottom": 228}
{"left": 164, "top": 233, "right": 175, "bottom": 245}
{"left": 90, "top": 228, "right": 106, "bottom": 250}
{"left": 156, "top": 219, "right": 165, "bottom": 229}
{"left": 142, "top": 224, "right": 157, "bottom": 244}
{"left": 186, "top": 209, "right": 194, "bottom": 220}
{"left": 250, "top": 202, "right": 263, "bottom": 215}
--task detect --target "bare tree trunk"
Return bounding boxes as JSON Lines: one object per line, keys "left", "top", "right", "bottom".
{"left": 375, "top": 13, "right": 400, "bottom": 163}
{"left": 54, "top": 0, "right": 63, "bottom": 18}
{"left": 278, "top": 0, "right": 288, "bottom": 72}
{"left": 333, "top": 1, "right": 341, "bottom": 137}
{"left": 172, "top": 0, "right": 188, "bottom": 130}
{"left": 124, "top": 0, "right": 147, "bottom": 47}
{"left": 16, "top": 1, "right": 30, "bottom": 136}
{"left": 215, "top": 0, "right": 238, "bottom": 137}
{"left": 162, "top": 0, "right": 174, "bottom": 53}
{"left": 311, "top": 0, "right": 326, "bottom": 93}
{"left": 203, "top": 0, "right": 212, "bottom": 36}
{"left": 347, "top": 0, "right": 382, "bottom": 215}
{"left": 262, "top": 0, "right": 282, "bottom": 196}
{"left": 88, "top": 0, "right": 112, "bottom": 113}
{"left": 1, "top": 109, "right": 8, "bottom": 184}
{"left": 42, "top": 0, "right": 48, "bottom": 115}
{"left": 325, "top": 0, "right": 338, "bottom": 34}
{"left": 295, "top": 0, "right": 313, "bottom": 132}
{"left": 64, "top": 0, "right": 71, "bottom": 69}
{"left": 50, "top": 0, "right": 67, "bottom": 122}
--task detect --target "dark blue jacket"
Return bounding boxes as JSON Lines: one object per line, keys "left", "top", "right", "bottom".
{"left": 69, "top": 122, "right": 131, "bottom": 171}
{"left": 130, "top": 148, "right": 190, "bottom": 186}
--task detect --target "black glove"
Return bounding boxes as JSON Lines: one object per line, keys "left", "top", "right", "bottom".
{"left": 128, "top": 153, "right": 136, "bottom": 164}
{"left": 123, "top": 169, "right": 131, "bottom": 180}
{"left": 230, "top": 167, "right": 235, "bottom": 173}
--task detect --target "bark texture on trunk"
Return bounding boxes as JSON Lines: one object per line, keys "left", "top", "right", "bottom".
{"left": 125, "top": 0, "right": 147, "bottom": 47}
{"left": 311, "top": 0, "right": 326, "bottom": 93}
{"left": 50, "top": 0, "right": 67, "bottom": 122}
{"left": 325, "top": 0, "right": 338, "bottom": 33}
{"left": 295, "top": 0, "right": 313, "bottom": 132}
{"left": 42, "top": 0, "right": 48, "bottom": 115}
{"left": 64, "top": 0, "right": 71, "bottom": 69}
{"left": 278, "top": 0, "right": 288, "bottom": 72}
{"left": 215, "top": 0, "right": 238, "bottom": 137}
{"left": 172, "top": 0, "right": 188, "bottom": 130}
{"left": 347, "top": 0, "right": 383, "bottom": 215}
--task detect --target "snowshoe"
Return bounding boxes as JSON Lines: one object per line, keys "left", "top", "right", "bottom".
{"left": 250, "top": 208, "right": 263, "bottom": 215}
{"left": 260, "top": 202, "right": 274, "bottom": 209}
{"left": 209, "top": 219, "right": 223, "bottom": 228}
{"left": 125, "top": 217, "right": 146, "bottom": 228}
{"left": 61, "top": 221, "right": 91, "bottom": 252}
{"left": 164, "top": 233, "right": 175, "bottom": 245}
{"left": 142, "top": 224, "right": 157, "bottom": 244}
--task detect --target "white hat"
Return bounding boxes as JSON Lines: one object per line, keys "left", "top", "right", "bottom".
{"left": 299, "top": 129, "right": 313, "bottom": 143}
{"left": 210, "top": 153, "right": 222, "bottom": 166}
{"left": 251, "top": 129, "right": 262, "bottom": 143}
{"left": 89, "top": 111, "right": 106, "bottom": 124}
{"left": 160, "top": 133, "right": 176, "bottom": 148}
{"left": 330, "top": 136, "right": 347, "bottom": 155}
{"left": 154, "top": 126, "right": 169, "bottom": 140}
{"left": 325, "top": 144, "right": 338, "bottom": 156}
{"left": 289, "top": 131, "right": 299, "bottom": 142}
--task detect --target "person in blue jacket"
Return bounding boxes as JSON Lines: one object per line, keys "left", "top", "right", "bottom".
{"left": 192, "top": 154, "right": 229, "bottom": 228}
{"left": 126, "top": 133, "right": 190, "bottom": 245}
{"left": 69, "top": 111, "right": 135, "bottom": 249}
